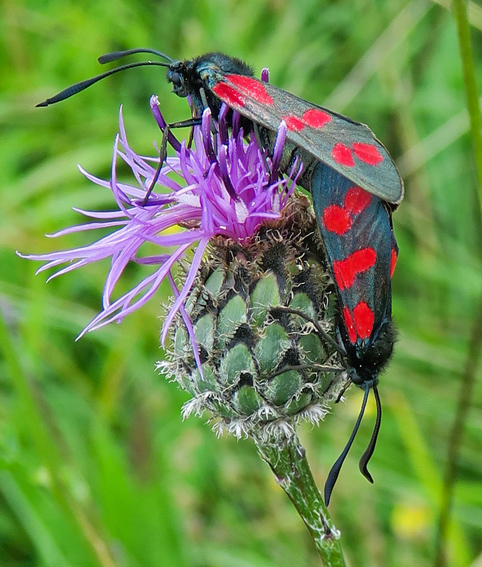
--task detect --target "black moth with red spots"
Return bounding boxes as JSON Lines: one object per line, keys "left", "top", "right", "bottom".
{"left": 168, "top": 53, "right": 403, "bottom": 505}
{"left": 37, "top": 50, "right": 403, "bottom": 505}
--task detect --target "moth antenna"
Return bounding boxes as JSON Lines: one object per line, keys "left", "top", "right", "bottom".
{"left": 98, "top": 48, "right": 173, "bottom": 64}
{"left": 358, "top": 384, "right": 382, "bottom": 482}
{"left": 36, "top": 61, "right": 170, "bottom": 107}
{"left": 324, "top": 384, "right": 370, "bottom": 506}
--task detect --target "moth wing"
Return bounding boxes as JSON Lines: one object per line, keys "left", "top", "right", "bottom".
{"left": 310, "top": 162, "right": 395, "bottom": 355}
{"left": 210, "top": 74, "right": 403, "bottom": 204}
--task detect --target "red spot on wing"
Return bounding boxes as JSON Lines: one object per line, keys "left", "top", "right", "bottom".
{"left": 332, "top": 143, "right": 354, "bottom": 167}
{"left": 352, "top": 302, "right": 374, "bottom": 339}
{"left": 343, "top": 307, "right": 357, "bottom": 344}
{"left": 284, "top": 115, "right": 305, "bottom": 131}
{"left": 225, "top": 75, "right": 274, "bottom": 105}
{"left": 344, "top": 186, "right": 372, "bottom": 214}
{"left": 322, "top": 205, "right": 352, "bottom": 235}
{"left": 284, "top": 108, "right": 333, "bottom": 132}
{"left": 390, "top": 248, "right": 398, "bottom": 278}
{"left": 353, "top": 143, "right": 384, "bottom": 165}
{"left": 212, "top": 82, "right": 245, "bottom": 107}
{"left": 302, "top": 108, "right": 332, "bottom": 129}
{"left": 333, "top": 248, "right": 376, "bottom": 290}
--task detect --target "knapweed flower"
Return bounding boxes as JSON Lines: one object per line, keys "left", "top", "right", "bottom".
{"left": 24, "top": 96, "right": 346, "bottom": 439}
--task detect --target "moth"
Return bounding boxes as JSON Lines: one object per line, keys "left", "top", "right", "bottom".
{"left": 38, "top": 49, "right": 403, "bottom": 504}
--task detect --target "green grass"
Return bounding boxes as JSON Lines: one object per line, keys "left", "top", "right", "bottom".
{"left": 1, "top": 0, "right": 482, "bottom": 565}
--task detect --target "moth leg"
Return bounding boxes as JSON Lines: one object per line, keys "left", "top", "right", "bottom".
{"left": 334, "top": 379, "right": 352, "bottom": 403}
{"left": 252, "top": 122, "right": 271, "bottom": 175}
{"left": 270, "top": 306, "right": 345, "bottom": 356}
{"left": 199, "top": 86, "right": 219, "bottom": 153}
{"left": 142, "top": 124, "right": 171, "bottom": 205}
{"left": 266, "top": 362, "right": 343, "bottom": 381}
{"left": 141, "top": 117, "right": 202, "bottom": 205}
{"left": 170, "top": 116, "right": 202, "bottom": 148}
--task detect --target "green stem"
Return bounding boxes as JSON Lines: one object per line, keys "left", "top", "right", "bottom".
{"left": 434, "top": 294, "right": 482, "bottom": 567}
{"left": 434, "top": 2, "right": 482, "bottom": 566}
{"left": 253, "top": 431, "right": 346, "bottom": 567}
{"left": 452, "top": 0, "right": 482, "bottom": 207}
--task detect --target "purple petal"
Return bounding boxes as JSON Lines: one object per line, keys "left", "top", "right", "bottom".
{"left": 25, "top": 96, "right": 299, "bottom": 373}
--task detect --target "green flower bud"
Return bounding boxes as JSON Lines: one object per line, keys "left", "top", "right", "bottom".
{"left": 161, "top": 194, "right": 346, "bottom": 439}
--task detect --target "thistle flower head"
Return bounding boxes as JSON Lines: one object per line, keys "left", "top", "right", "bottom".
{"left": 24, "top": 97, "right": 296, "bottom": 345}
{"left": 23, "top": 95, "right": 346, "bottom": 438}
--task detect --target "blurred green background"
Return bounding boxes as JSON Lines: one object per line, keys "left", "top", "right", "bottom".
{"left": 1, "top": 0, "right": 482, "bottom": 565}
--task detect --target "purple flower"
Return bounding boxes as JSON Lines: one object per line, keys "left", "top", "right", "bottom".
{"left": 22, "top": 96, "right": 300, "bottom": 358}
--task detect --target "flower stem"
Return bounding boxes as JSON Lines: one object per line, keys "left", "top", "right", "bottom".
{"left": 433, "top": 2, "right": 482, "bottom": 566}
{"left": 253, "top": 431, "right": 346, "bottom": 567}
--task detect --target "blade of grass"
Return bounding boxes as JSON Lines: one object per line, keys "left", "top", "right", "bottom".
{"left": 391, "top": 391, "right": 471, "bottom": 567}
{"left": 0, "top": 309, "right": 116, "bottom": 567}
{"left": 323, "top": 0, "right": 432, "bottom": 111}
{"left": 433, "top": 0, "right": 482, "bottom": 32}
{"left": 0, "top": 472, "right": 75, "bottom": 567}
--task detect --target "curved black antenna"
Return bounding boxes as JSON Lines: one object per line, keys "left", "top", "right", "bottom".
{"left": 324, "top": 384, "right": 370, "bottom": 506}
{"left": 98, "top": 48, "right": 173, "bottom": 64}
{"left": 358, "top": 384, "right": 382, "bottom": 482}
{"left": 36, "top": 61, "right": 171, "bottom": 107}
